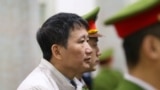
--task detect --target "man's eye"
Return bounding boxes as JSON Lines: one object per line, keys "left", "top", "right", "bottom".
{"left": 79, "top": 40, "right": 85, "bottom": 43}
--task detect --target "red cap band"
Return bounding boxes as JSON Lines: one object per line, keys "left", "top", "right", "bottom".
{"left": 88, "top": 20, "right": 98, "bottom": 34}
{"left": 115, "top": 4, "right": 160, "bottom": 38}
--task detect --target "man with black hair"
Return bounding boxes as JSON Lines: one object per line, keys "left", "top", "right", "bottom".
{"left": 17, "top": 13, "right": 92, "bottom": 90}
{"left": 104, "top": 0, "right": 160, "bottom": 89}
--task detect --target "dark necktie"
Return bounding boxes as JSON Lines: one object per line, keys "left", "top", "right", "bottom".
{"left": 70, "top": 80, "right": 77, "bottom": 89}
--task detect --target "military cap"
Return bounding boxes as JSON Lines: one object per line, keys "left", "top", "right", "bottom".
{"left": 83, "top": 7, "right": 102, "bottom": 37}
{"left": 104, "top": 0, "right": 160, "bottom": 38}
{"left": 99, "top": 48, "right": 113, "bottom": 65}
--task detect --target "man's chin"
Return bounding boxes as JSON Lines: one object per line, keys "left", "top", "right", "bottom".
{"left": 86, "top": 67, "right": 96, "bottom": 72}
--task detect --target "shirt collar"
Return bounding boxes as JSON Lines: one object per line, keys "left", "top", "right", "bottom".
{"left": 125, "top": 73, "right": 156, "bottom": 90}
{"left": 74, "top": 78, "right": 85, "bottom": 87}
{"left": 40, "top": 58, "right": 70, "bottom": 83}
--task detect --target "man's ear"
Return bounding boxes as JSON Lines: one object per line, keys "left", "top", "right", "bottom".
{"left": 51, "top": 44, "right": 62, "bottom": 60}
{"left": 142, "top": 35, "right": 160, "bottom": 60}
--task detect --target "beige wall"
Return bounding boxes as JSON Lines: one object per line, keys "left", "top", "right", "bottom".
{"left": 0, "top": 0, "right": 40, "bottom": 89}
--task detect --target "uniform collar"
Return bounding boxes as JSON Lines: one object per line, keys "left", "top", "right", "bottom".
{"left": 125, "top": 73, "right": 156, "bottom": 90}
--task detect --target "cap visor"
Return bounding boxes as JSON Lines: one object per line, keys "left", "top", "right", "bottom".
{"left": 89, "top": 33, "right": 102, "bottom": 37}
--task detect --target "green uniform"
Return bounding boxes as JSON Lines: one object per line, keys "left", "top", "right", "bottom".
{"left": 93, "top": 68, "right": 123, "bottom": 90}
{"left": 116, "top": 79, "right": 144, "bottom": 90}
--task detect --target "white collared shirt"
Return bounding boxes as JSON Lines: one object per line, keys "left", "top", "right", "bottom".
{"left": 17, "top": 58, "right": 59, "bottom": 90}
{"left": 74, "top": 78, "right": 86, "bottom": 90}
{"left": 40, "top": 58, "right": 75, "bottom": 90}
{"left": 125, "top": 73, "right": 156, "bottom": 90}
{"left": 18, "top": 58, "right": 75, "bottom": 90}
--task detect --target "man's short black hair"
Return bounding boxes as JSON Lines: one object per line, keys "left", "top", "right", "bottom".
{"left": 36, "top": 13, "right": 89, "bottom": 61}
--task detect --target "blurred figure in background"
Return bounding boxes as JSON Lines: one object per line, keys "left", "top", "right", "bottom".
{"left": 74, "top": 7, "right": 102, "bottom": 90}
{"left": 104, "top": 0, "right": 160, "bottom": 90}
{"left": 92, "top": 48, "right": 123, "bottom": 90}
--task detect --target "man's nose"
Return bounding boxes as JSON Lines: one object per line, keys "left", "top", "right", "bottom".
{"left": 86, "top": 43, "right": 93, "bottom": 54}
{"left": 97, "top": 48, "right": 101, "bottom": 57}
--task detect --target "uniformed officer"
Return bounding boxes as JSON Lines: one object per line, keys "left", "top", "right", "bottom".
{"left": 92, "top": 48, "right": 123, "bottom": 90}
{"left": 74, "top": 7, "right": 102, "bottom": 90}
{"left": 104, "top": 0, "right": 160, "bottom": 90}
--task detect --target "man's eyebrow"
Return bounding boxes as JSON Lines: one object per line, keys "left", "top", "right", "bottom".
{"left": 79, "top": 34, "right": 86, "bottom": 39}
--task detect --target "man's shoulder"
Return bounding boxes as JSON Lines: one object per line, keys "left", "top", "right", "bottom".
{"left": 17, "top": 66, "right": 59, "bottom": 90}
